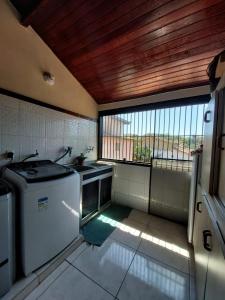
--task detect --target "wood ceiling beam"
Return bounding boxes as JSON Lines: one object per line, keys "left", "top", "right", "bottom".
{"left": 74, "top": 41, "right": 224, "bottom": 84}
{"left": 81, "top": 52, "right": 216, "bottom": 86}
{"left": 59, "top": 0, "right": 223, "bottom": 61}
{"left": 90, "top": 72, "right": 208, "bottom": 95}
{"left": 69, "top": 4, "right": 225, "bottom": 70}
{"left": 12, "top": 0, "right": 224, "bottom": 103}
{"left": 70, "top": 25, "right": 225, "bottom": 81}
{"left": 85, "top": 64, "right": 209, "bottom": 91}
{"left": 94, "top": 81, "right": 209, "bottom": 104}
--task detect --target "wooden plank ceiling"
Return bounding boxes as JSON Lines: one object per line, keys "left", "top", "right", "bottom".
{"left": 11, "top": 0, "right": 225, "bottom": 104}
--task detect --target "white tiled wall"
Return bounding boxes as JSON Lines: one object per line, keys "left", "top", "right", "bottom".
{"left": 111, "top": 163, "right": 190, "bottom": 223}
{"left": 0, "top": 94, "right": 97, "bottom": 167}
{"left": 112, "top": 164, "right": 151, "bottom": 212}
{"left": 150, "top": 168, "right": 191, "bottom": 224}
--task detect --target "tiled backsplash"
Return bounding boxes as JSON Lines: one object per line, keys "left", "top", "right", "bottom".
{"left": 150, "top": 167, "right": 190, "bottom": 224}
{"left": 112, "top": 164, "right": 150, "bottom": 212}
{"left": 0, "top": 94, "right": 97, "bottom": 167}
{"left": 112, "top": 163, "right": 190, "bottom": 223}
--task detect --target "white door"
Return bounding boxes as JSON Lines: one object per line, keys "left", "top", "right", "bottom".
{"left": 205, "top": 217, "right": 225, "bottom": 300}
{"left": 216, "top": 88, "right": 225, "bottom": 206}
{"left": 201, "top": 96, "right": 216, "bottom": 195}
{"left": 193, "top": 185, "right": 210, "bottom": 300}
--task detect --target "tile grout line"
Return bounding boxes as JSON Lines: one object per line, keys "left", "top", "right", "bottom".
{"left": 136, "top": 222, "right": 191, "bottom": 276}
{"left": 29, "top": 242, "right": 88, "bottom": 300}
{"left": 136, "top": 247, "right": 190, "bottom": 276}
{"left": 67, "top": 235, "right": 144, "bottom": 300}
{"left": 10, "top": 276, "right": 39, "bottom": 300}
{"left": 35, "top": 263, "right": 71, "bottom": 300}
{"left": 32, "top": 216, "right": 191, "bottom": 299}
{"left": 112, "top": 221, "right": 190, "bottom": 277}
{"left": 113, "top": 214, "right": 150, "bottom": 298}
{"left": 67, "top": 260, "right": 115, "bottom": 298}
{"left": 108, "top": 236, "right": 139, "bottom": 252}
{"left": 145, "top": 219, "right": 191, "bottom": 298}
{"left": 115, "top": 232, "right": 144, "bottom": 299}
{"left": 65, "top": 241, "right": 90, "bottom": 264}
{"left": 114, "top": 222, "right": 191, "bottom": 299}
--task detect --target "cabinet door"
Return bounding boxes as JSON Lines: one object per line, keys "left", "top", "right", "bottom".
{"left": 193, "top": 186, "right": 210, "bottom": 300}
{"left": 100, "top": 176, "right": 112, "bottom": 207}
{"left": 201, "top": 96, "right": 216, "bottom": 195}
{"left": 216, "top": 88, "right": 225, "bottom": 205}
{"left": 205, "top": 220, "right": 225, "bottom": 300}
{"left": 82, "top": 180, "right": 99, "bottom": 218}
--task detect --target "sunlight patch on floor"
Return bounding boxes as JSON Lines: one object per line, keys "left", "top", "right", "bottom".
{"left": 97, "top": 215, "right": 141, "bottom": 236}
{"left": 97, "top": 214, "right": 189, "bottom": 258}
{"left": 141, "top": 232, "right": 190, "bottom": 258}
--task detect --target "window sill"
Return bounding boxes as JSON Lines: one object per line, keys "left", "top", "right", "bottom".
{"left": 99, "top": 158, "right": 152, "bottom": 167}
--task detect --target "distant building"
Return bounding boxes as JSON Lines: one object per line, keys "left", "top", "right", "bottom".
{"left": 102, "top": 116, "right": 133, "bottom": 161}
{"left": 102, "top": 116, "right": 197, "bottom": 163}
{"left": 145, "top": 136, "right": 191, "bottom": 160}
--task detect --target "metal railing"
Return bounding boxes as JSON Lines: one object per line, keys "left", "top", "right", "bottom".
{"left": 99, "top": 102, "right": 207, "bottom": 172}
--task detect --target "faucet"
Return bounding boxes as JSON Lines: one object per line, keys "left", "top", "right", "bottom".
{"left": 54, "top": 146, "right": 72, "bottom": 163}
{"left": 86, "top": 146, "right": 94, "bottom": 153}
{"left": 22, "top": 150, "right": 39, "bottom": 162}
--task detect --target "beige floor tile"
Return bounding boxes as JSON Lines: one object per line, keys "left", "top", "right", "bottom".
{"left": 128, "top": 209, "right": 151, "bottom": 225}
{"left": 72, "top": 238, "right": 135, "bottom": 296}
{"left": 25, "top": 262, "right": 70, "bottom": 300}
{"left": 38, "top": 266, "right": 114, "bottom": 300}
{"left": 118, "top": 251, "right": 189, "bottom": 300}
{"left": 109, "top": 218, "right": 146, "bottom": 250}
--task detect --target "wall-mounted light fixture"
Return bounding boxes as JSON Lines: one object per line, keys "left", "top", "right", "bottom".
{"left": 43, "top": 72, "right": 55, "bottom": 86}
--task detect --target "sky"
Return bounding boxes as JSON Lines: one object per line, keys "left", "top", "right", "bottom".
{"left": 115, "top": 103, "right": 207, "bottom": 137}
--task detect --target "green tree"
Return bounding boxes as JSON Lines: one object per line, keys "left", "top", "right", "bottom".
{"left": 133, "top": 144, "right": 152, "bottom": 162}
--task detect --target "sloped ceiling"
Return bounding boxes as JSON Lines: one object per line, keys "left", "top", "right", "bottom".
{"left": 10, "top": 0, "right": 225, "bottom": 104}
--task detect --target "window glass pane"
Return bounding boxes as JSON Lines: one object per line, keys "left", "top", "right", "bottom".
{"left": 100, "top": 101, "right": 207, "bottom": 171}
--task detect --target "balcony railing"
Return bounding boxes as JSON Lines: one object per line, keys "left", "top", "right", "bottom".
{"left": 99, "top": 100, "right": 208, "bottom": 172}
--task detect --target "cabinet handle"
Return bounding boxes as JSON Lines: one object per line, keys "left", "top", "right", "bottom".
{"left": 203, "top": 230, "right": 212, "bottom": 251}
{"left": 204, "top": 111, "right": 211, "bottom": 123}
{"left": 196, "top": 201, "right": 202, "bottom": 213}
{"left": 218, "top": 134, "right": 225, "bottom": 150}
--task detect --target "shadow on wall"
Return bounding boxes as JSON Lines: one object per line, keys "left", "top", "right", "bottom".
{"left": 150, "top": 167, "right": 191, "bottom": 224}
{"left": 0, "top": 94, "right": 97, "bottom": 167}
{"left": 111, "top": 163, "right": 191, "bottom": 224}
{"left": 112, "top": 164, "right": 151, "bottom": 212}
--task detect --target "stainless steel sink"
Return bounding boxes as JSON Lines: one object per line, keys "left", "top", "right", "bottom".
{"left": 73, "top": 166, "right": 94, "bottom": 172}
{"left": 91, "top": 163, "right": 107, "bottom": 167}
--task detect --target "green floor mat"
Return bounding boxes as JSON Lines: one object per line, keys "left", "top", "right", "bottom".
{"left": 82, "top": 204, "right": 132, "bottom": 246}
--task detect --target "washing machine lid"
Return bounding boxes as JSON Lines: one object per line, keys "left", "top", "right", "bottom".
{"left": 0, "top": 180, "right": 11, "bottom": 196}
{"left": 7, "top": 160, "right": 74, "bottom": 183}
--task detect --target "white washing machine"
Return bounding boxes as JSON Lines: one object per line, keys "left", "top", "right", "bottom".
{"left": 4, "top": 160, "right": 80, "bottom": 276}
{"left": 0, "top": 180, "right": 13, "bottom": 297}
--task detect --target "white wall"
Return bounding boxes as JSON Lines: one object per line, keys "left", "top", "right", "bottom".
{"left": 150, "top": 168, "right": 191, "bottom": 224}
{"left": 0, "top": 94, "right": 97, "bottom": 167}
{"left": 112, "top": 164, "right": 150, "bottom": 212}
{"left": 111, "top": 163, "right": 190, "bottom": 224}
{"left": 102, "top": 86, "right": 206, "bottom": 223}
{"left": 99, "top": 85, "right": 210, "bottom": 111}
{"left": 0, "top": 0, "right": 97, "bottom": 119}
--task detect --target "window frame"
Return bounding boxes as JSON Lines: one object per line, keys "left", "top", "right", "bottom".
{"left": 98, "top": 94, "right": 210, "bottom": 167}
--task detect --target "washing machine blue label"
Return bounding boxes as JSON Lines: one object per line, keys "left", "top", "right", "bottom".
{"left": 38, "top": 197, "right": 48, "bottom": 211}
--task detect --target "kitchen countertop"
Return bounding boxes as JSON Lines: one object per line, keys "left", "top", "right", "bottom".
{"left": 65, "top": 161, "right": 114, "bottom": 175}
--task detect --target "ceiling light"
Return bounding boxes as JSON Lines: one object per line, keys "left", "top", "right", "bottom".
{"left": 43, "top": 72, "right": 55, "bottom": 86}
